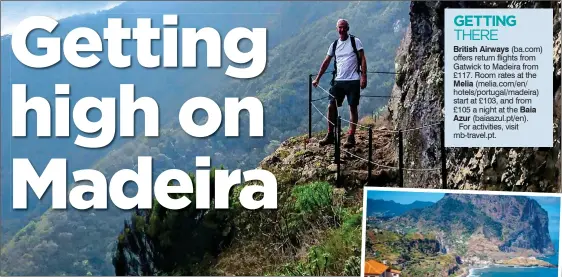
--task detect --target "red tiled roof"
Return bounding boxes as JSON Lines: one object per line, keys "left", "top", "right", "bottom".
{"left": 364, "top": 260, "right": 388, "bottom": 275}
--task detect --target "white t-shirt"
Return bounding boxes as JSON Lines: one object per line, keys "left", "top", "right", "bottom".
{"left": 327, "top": 36, "right": 363, "bottom": 81}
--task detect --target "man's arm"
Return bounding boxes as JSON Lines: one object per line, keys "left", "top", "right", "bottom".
{"left": 359, "top": 50, "right": 367, "bottom": 89}
{"left": 359, "top": 50, "right": 367, "bottom": 76}
{"left": 312, "top": 55, "right": 332, "bottom": 86}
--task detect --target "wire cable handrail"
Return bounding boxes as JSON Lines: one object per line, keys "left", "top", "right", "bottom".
{"left": 340, "top": 148, "right": 397, "bottom": 169}
{"left": 311, "top": 96, "right": 330, "bottom": 102}
{"left": 340, "top": 148, "right": 441, "bottom": 171}
{"left": 401, "top": 122, "right": 442, "bottom": 132}
{"left": 310, "top": 101, "right": 335, "bottom": 127}
{"left": 361, "top": 95, "right": 401, "bottom": 98}
{"left": 403, "top": 166, "right": 442, "bottom": 172}
{"left": 310, "top": 70, "right": 405, "bottom": 77}
{"left": 313, "top": 84, "right": 401, "bottom": 99}
{"left": 315, "top": 84, "right": 335, "bottom": 98}
{"left": 338, "top": 117, "right": 398, "bottom": 132}
{"left": 314, "top": 85, "right": 441, "bottom": 133}
{"left": 307, "top": 71, "right": 448, "bottom": 188}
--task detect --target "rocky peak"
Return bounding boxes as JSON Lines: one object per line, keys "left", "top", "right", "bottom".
{"left": 441, "top": 194, "right": 554, "bottom": 254}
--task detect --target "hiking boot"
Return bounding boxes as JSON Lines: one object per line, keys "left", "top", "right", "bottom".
{"left": 319, "top": 132, "right": 335, "bottom": 146}
{"left": 343, "top": 134, "right": 355, "bottom": 148}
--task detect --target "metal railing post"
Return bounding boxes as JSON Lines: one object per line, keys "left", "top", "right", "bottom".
{"left": 333, "top": 118, "right": 338, "bottom": 164}
{"left": 368, "top": 127, "right": 373, "bottom": 186}
{"left": 336, "top": 116, "right": 342, "bottom": 187}
{"left": 308, "top": 74, "right": 313, "bottom": 139}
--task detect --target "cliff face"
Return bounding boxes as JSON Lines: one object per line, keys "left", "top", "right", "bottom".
{"left": 447, "top": 194, "right": 554, "bottom": 254}
{"left": 368, "top": 194, "right": 555, "bottom": 275}
{"left": 393, "top": 194, "right": 554, "bottom": 256}
{"left": 388, "top": 1, "right": 561, "bottom": 191}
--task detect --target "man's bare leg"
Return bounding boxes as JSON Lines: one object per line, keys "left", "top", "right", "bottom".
{"left": 328, "top": 101, "right": 338, "bottom": 132}
{"left": 320, "top": 101, "right": 338, "bottom": 145}
{"left": 344, "top": 104, "right": 358, "bottom": 148}
{"left": 349, "top": 105, "right": 358, "bottom": 135}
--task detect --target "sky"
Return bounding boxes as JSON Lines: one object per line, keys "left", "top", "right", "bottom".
{"left": 368, "top": 190, "right": 561, "bottom": 240}
{"left": 367, "top": 190, "right": 445, "bottom": 205}
{"left": 1, "top": 1, "right": 124, "bottom": 36}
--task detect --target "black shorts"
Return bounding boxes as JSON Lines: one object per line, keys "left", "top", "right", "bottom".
{"left": 329, "top": 80, "right": 360, "bottom": 107}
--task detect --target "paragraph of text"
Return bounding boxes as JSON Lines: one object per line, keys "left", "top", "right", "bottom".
{"left": 444, "top": 9, "right": 553, "bottom": 147}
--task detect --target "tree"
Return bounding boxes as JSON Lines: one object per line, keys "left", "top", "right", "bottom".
{"left": 112, "top": 168, "right": 236, "bottom": 275}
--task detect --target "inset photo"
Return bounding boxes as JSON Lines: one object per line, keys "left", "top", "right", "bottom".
{"left": 361, "top": 187, "right": 562, "bottom": 277}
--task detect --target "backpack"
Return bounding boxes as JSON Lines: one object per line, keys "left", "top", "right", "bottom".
{"left": 331, "top": 34, "right": 361, "bottom": 85}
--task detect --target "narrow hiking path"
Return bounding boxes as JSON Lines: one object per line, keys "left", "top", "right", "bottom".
{"left": 259, "top": 115, "right": 399, "bottom": 190}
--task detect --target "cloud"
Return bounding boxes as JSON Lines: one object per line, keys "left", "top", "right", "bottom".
{"left": 1, "top": 1, "right": 124, "bottom": 35}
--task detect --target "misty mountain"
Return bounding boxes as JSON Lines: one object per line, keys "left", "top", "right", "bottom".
{"left": 1, "top": 1, "right": 409, "bottom": 275}
{"left": 366, "top": 199, "right": 434, "bottom": 217}
{"left": 1, "top": 1, "right": 330, "bottom": 221}
{"left": 0, "top": 0, "right": 352, "bottom": 224}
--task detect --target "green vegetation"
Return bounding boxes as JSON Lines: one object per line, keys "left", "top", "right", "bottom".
{"left": 401, "top": 254, "right": 459, "bottom": 277}
{"left": 232, "top": 179, "right": 363, "bottom": 276}
{"left": 112, "top": 169, "right": 235, "bottom": 275}
{"left": 279, "top": 225, "right": 361, "bottom": 276}
{"left": 365, "top": 228, "right": 460, "bottom": 277}
{"left": 1, "top": 1, "right": 409, "bottom": 275}
{"left": 269, "top": 182, "right": 362, "bottom": 276}
{"left": 113, "top": 177, "right": 363, "bottom": 275}
{"left": 366, "top": 194, "right": 556, "bottom": 276}
{"left": 292, "top": 182, "right": 333, "bottom": 214}
{"left": 412, "top": 197, "right": 503, "bottom": 240}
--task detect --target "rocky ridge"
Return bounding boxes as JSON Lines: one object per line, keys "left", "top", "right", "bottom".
{"left": 260, "top": 116, "right": 398, "bottom": 188}
{"left": 372, "top": 193, "right": 557, "bottom": 276}
{"left": 448, "top": 194, "right": 554, "bottom": 254}
{"left": 384, "top": 194, "right": 555, "bottom": 267}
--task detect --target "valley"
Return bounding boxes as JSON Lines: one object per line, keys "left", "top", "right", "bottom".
{"left": 2, "top": 0, "right": 560, "bottom": 276}
{"left": 1, "top": 1, "right": 408, "bottom": 275}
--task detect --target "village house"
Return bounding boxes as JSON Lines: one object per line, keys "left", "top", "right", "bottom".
{"left": 364, "top": 259, "right": 401, "bottom": 277}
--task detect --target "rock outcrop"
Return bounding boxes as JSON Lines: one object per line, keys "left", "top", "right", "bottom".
{"left": 260, "top": 119, "right": 399, "bottom": 188}
{"left": 448, "top": 194, "right": 554, "bottom": 254}
{"left": 390, "top": 194, "right": 554, "bottom": 256}
{"left": 497, "top": 256, "right": 557, "bottom": 267}
{"left": 387, "top": 1, "right": 561, "bottom": 192}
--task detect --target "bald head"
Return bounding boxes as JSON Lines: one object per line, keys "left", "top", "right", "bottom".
{"left": 336, "top": 19, "right": 349, "bottom": 39}
{"left": 337, "top": 19, "right": 349, "bottom": 29}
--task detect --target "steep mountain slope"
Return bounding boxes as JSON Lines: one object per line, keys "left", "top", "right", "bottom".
{"left": 387, "top": 194, "right": 554, "bottom": 257}
{"left": 0, "top": 2, "right": 409, "bottom": 275}
{"left": 0, "top": 0, "right": 298, "bottom": 228}
{"left": 0, "top": 0, "right": 350, "bottom": 224}
{"left": 364, "top": 228, "right": 463, "bottom": 276}
{"left": 447, "top": 194, "right": 554, "bottom": 254}
{"left": 387, "top": 1, "right": 561, "bottom": 191}
{"left": 113, "top": 119, "right": 398, "bottom": 276}
{"left": 368, "top": 194, "right": 556, "bottom": 276}
{"left": 0, "top": 0, "right": 287, "bottom": 251}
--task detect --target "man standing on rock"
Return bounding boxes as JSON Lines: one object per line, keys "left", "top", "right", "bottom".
{"left": 312, "top": 19, "right": 367, "bottom": 148}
